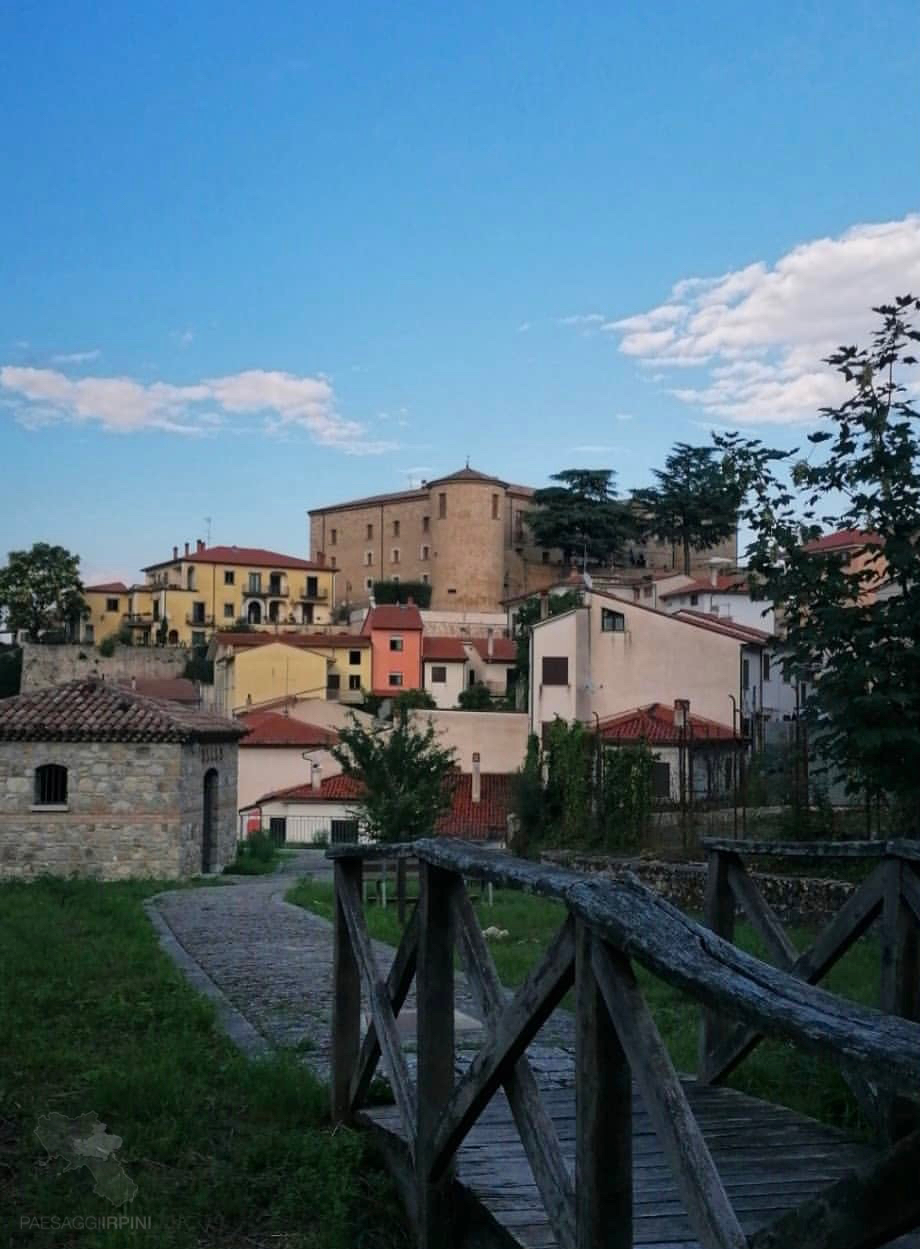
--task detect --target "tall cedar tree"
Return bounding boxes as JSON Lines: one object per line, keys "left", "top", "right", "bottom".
{"left": 0, "top": 543, "right": 86, "bottom": 641}
{"left": 632, "top": 443, "right": 741, "bottom": 575}
{"left": 527, "top": 470, "right": 630, "bottom": 566}
{"left": 331, "top": 707, "right": 457, "bottom": 842}
{"left": 716, "top": 296, "right": 920, "bottom": 827}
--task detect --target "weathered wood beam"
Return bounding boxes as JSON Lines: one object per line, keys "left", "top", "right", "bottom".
{"left": 575, "top": 924, "right": 633, "bottom": 1249}
{"left": 901, "top": 863, "right": 920, "bottom": 928}
{"left": 416, "top": 862, "right": 459, "bottom": 1248}
{"left": 879, "top": 860, "right": 920, "bottom": 1140}
{"left": 332, "top": 858, "right": 362, "bottom": 1125}
{"left": 337, "top": 868, "right": 418, "bottom": 1159}
{"left": 591, "top": 938, "right": 747, "bottom": 1249}
{"left": 429, "top": 917, "right": 574, "bottom": 1182}
{"left": 725, "top": 858, "right": 797, "bottom": 970}
{"left": 453, "top": 887, "right": 577, "bottom": 1249}
{"left": 700, "top": 849, "right": 737, "bottom": 1080}
{"left": 749, "top": 1127, "right": 920, "bottom": 1249}
{"left": 702, "top": 838, "right": 920, "bottom": 861}
{"left": 350, "top": 903, "right": 419, "bottom": 1112}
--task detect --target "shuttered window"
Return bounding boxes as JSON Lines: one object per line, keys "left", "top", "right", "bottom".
{"left": 541, "top": 657, "right": 568, "bottom": 686}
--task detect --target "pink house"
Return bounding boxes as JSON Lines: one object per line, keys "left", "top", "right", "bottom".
{"left": 362, "top": 603, "right": 423, "bottom": 695}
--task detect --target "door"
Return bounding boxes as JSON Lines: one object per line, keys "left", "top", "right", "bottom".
{"left": 330, "top": 819, "right": 358, "bottom": 845}
{"left": 202, "top": 768, "right": 218, "bottom": 872}
{"left": 268, "top": 817, "right": 287, "bottom": 846}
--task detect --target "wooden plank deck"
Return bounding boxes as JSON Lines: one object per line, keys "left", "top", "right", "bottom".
{"left": 361, "top": 1076, "right": 920, "bottom": 1248}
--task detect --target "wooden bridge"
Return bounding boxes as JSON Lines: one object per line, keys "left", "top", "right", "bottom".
{"left": 328, "top": 838, "right": 920, "bottom": 1248}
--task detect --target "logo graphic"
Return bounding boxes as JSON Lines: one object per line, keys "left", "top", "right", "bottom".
{"left": 35, "top": 1112, "right": 138, "bottom": 1206}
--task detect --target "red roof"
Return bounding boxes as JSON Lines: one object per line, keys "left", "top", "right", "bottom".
{"left": 115, "top": 677, "right": 200, "bottom": 705}
{"left": 0, "top": 678, "right": 245, "bottom": 743}
{"left": 254, "top": 773, "right": 366, "bottom": 804}
{"left": 470, "top": 637, "right": 517, "bottom": 663}
{"left": 671, "top": 610, "right": 771, "bottom": 643}
{"left": 803, "top": 529, "right": 882, "bottom": 554}
{"left": 213, "top": 631, "right": 368, "bottom": 650}
{"left": 596, "top": 704, "right": 739, "bottom": 745}
{"left": 143, "top": 545, "right": 329, "bottom": 572}
{"left": 85, "top": 581, "right": 130, "bottom": 594}
{"left": 237, "top": 710, "right": 338, "bottom": 748}
{"left": 423, "top": 637, "right": 469, "bottom": 662}
{"left": 362, "top": 604, "right": 424, "bottom": 632}
{"left": 659, "top": 575, "right": 748, "bottom": 598}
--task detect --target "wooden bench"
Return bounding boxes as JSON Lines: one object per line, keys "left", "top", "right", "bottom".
{"left": 363, "top": 856, "right": 493, "bottom": 915}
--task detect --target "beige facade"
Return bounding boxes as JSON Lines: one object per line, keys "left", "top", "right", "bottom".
{"left": 238, "top": 744, "right": 341, "bottom": 811}
{"left": 408, "top": 708, "right": 529, "bottom": 773}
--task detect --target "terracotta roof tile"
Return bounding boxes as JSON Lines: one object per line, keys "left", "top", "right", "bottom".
{"left": 469, "top": 637, "right": 517, "bottom": 663}
{"left": 362, "top": 604, "right": 423, "bottom": 632}
{"left": 254, "top": 773, "right": 365, "bottom": 804}
{"left": 659, "top": 575, "right": 748, "bottom": 598}
{"left": 143, "top": 545, "right": 329, "bottom": 572}
{"left": 0, "top": 678, "right": 246, "bottom": 743}
{"left": 85, "top": 581, "right": 130, "bottom": 594}
{"left": 423, "top": 637, "right": 469, "bottom": 662}
{"left": 238, "top": 710, "right": 338, "bottom": 748}
{"left": 671, "top": 610, "right": 772, "bottom": 643}
{"left": 803, "top": 528, "right": 882, "bottom": 553}
{"left": 213, "top": 631, "right": 368, "bottom": 650}
{"left": 115, "top": 677, "right": 200, "bottom": 704}
{"left": 595, "top": 703, "right": 739, "bottom": 745}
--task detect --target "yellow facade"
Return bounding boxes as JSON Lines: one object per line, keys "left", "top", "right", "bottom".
{"left": 213, "top": 639, "right": 372, "bottom": 714}
{"left": 81, "top": 546, "right": 336, "bottom": 648}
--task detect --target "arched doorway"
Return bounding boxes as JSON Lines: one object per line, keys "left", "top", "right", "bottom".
{"left": 202, "top": 768, "right": 218, "bottom": 873}
{"left": 168, "top": 629, "right": 179, "bottom": 645}
{"left": 247, "top": 601, "right": 262, "bottom": 624}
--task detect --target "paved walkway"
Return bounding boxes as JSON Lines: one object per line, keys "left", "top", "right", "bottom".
{"left": 147, "top": 851, "right": 576, "bottom": 1084}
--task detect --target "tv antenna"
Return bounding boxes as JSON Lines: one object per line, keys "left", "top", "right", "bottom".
{"left": 204, "top": 516, "right": 212, "bottom": 545}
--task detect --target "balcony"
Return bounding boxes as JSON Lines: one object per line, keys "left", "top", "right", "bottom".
{"left": 244, "top": 579, "right": 289, "bottom": 598}
{"left": 185, "top": 613, "right": 215, "bottom": 627}
{"left": 298, "top": 583, "right": 329, "bottom": 602}
{"left": 125, "top": 613, "right": 154, "bottom": 628}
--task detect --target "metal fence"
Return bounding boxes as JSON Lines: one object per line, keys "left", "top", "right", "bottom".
{"left": 238, "top": 812, "right": 363, "bottom": 846}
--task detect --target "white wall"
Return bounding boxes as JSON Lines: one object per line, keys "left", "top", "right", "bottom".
{"left": 252, "top": 797, "right": 363, "bottom": 844}
{"left": 661, "top": 588, "right": 775, "bottom": 632}
{"left": 285, "top": 699, "right": 374, "bottom": 730}
{"left": 420, "top": 610, "right": 508, "bottom": 638}
{"left": 423, "top": 660, "right": 467, "bottom": 709}
{"left": 409, "top": 708, "right": 529, "bottom": 773}
{"left": 238, "top": 744, "right": 341, "bottom": 810}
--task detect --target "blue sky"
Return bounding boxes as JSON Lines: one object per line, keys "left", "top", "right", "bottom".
{"left": 2, "top": 1, "right": 918, "bottom": 583}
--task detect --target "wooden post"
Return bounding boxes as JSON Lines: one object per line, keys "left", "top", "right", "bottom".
{"left": 574, "top": 922, "right": 632, "bottom": 1249}
{"left": 397, "top": 857, "right": 407, "bottom": 926}
{"left": 416, "top": 862, "right": 458, "bottom": 1248}
{"left": 699, "top": 848, "right": 736, "bottom": 1082}
{"left": 332, "top": 858, "right": 362, "bottom": 1124}
{"left": 880, "top": 857, "right": 920, "bottom": 1139}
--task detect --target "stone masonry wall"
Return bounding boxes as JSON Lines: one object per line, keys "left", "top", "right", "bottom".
{"left": 178, "top": 740, "right": 239, "bottom": 875}
{"left": 541, "top": 849, "right": 855, "bottom": 926}
{"left": 21, "top": 643, "right": 188, "bottom": 693}
{"left": 0, "top": 740, "right": 184, "bottom": 880}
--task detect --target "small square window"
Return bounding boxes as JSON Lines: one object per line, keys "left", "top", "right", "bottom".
{"left": 690, "top": 593, "right": 699, "bottom": 606}
{"left": 392, "top": 548, "right": 400, "bottom": 564}
{"left": 393, "top": 520, "right": 400, "bottom": 537}
{"left": 327, "top": 673, "right": 341, "bottom": 691}
{"left": 349, "top": 649, "right": 361, "bottom": 665}
{"left": 366, "top": 523, "right": 374, "bottom": 540}
{"left": 365, "top": 578, "right": 373, "bottom": 590}
{"left": 421, "top": 573, "right": 430, "bottom": 584}
{"left": 601, "top": 608, "right": 625, "bottom": 633}
{"left": 34, "top": 764, "right": 67, "bottom": 806}
{"left": 330, "top": 528, "right": 337, "bottom": 545}
{"left": 365, "top": 551, "right": 374, "bottom": 566}
{"left": 389, "top": 672, "right": 404, "bottom": 687}
{"left": 106, "top": 598, "right": 119, "bottom": 612}
{"left": 330, "top": 555, "right": 336, "bottom": 568}
{"left": 431, "top": 665, "right": 447, "bottom": 683}
{"left": 390, "top": 637, "right": 404, "bottom": 652}
{"left": 224, "top": 603, "right": 234, "bottom": 618}
{"left": 348, "top": 674, "right": 361, "bottom": 691}
{"left": 542, "top": 656, "right": 568, "bottom": 685}
{"left": 224, "top": 570, "right": 235, "bottom": 585}
{"left": 423, "top": 515, "right": 430, "bottom": 532}
{"left": 421, "top": 545, "right": 429, "bottom": 560}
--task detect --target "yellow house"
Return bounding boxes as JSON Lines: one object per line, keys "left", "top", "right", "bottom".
{"left": 210, "top": 632, "right": 372, "bottom": 714}
{"left": 81, "top": 543, "right": 337, "bottom": 648}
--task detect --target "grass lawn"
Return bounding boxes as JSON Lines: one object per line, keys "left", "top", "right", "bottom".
{"left": 288, "top": 877, "right": 880, "bottom": 1135}
{"left": 0, "top": 877, "right": 409, "bottom": 1249}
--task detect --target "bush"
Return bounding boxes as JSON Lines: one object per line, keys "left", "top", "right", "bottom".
{"left": 223, "top": 832, "right": 279, "bottom": 875}
{"left": 0, "top": 646, "right": 22, "bottom": 698}
{"left": 372, "top": 580, "right": 432, "bottom": 609}
{"left": 458, "top": 683, "right": 494, "bottom": 711}
{"left": 97, "top": 634, "right": 119, "bottom": 657}
{"left": 183, "top": 645, "right": 214, "bottom": 684}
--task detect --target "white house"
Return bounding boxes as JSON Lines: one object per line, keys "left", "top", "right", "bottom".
{"left": 422, "top": 637, "right": 469, "bottom": 708}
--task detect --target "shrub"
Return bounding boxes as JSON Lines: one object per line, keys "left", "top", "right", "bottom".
{"left": 458, "top": 683, "right": 494, "bottom": 711}
{"left": 372, "top": 579, "right": 432, "bottom": 609}
{"left": 97, "top": 634, "right": 119, "bottom": 657}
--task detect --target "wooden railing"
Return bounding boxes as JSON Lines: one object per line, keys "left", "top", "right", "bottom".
{"left": 329, "top": 839, "right": 920, "bottom": 1249}
{"left": 699, "top": 838, "right": 920, "bottom": 1141}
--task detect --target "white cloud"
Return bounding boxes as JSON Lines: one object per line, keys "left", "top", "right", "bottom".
{"left": 51, "top": 349, "right": 101, "bottom": 364}
{"left": 614, "top": 412, "right": 633, "bottom": 422}
{"left": 570, "top": 444, "right": 619, "bottom": 454}
{"left": 603, "top": 216, "right": 920, "bottom": 425}
{"left": 559, "top": 313, "right": 606, "bottom": 327}
{"left": 517, "top": 321, "right": 531, "bottom": 333}
{"left": 0, "top": 365, "right": 397, "bottom": 453}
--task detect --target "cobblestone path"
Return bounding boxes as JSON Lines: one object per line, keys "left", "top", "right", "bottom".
{"left": 149, "top": 851, "right": 576, "bottom": 1085}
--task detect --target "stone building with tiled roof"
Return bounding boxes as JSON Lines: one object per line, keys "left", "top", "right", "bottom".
{"left": 0, "top": 678, "right": 245, "bottom": 880}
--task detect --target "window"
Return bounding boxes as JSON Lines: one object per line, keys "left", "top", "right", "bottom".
{"left": 248, "top": 572, "right": 261, "bottom": 593}
{"left": 224, "top": 570, "right": 235, "bottom": 585}
{"left": 330, "top": 528, "right": 337, "bottom": 546}
{"left": 447, "top": 587, "right": 457, "bottom": 595}
{"left": 431, "top": 665, "right": 447, "bottom": 683}
{"left": 392, "top": 575, "right": 400, "bottom": 583}
{"left": 153, "top": 601, "right": 160, "bottom": 621}
{"left": 224, "top": 603, "right": 234, "bottom": 618}
{"left": 365, "top": 578, "right": 373, "bottom": 590}
{"left": 542, "top": 656, "right": 569, "bottom": 685}
{"left": 542, "top": 551, "right": 550, "bottom": 563}
{"left": 330, "top": 556, "right": 336, "bottom": 568}
{"left": 601, "top": 608, "right": 625, "bottom": 633}
{"left": 390, "top": 637, "right": 404, "bottom": 652}
{"left": 106, "top": 598, "right": 119, "bottom": 612}
{"left": 491, "top": 493, "right": 499, "bottom": 519}
{"left": 348, "top": 674, "right": 362, "bottom": 691}
{"left": 422, "top": 515, "right": 430, "bottom": 532}
{"left": 421, "top": 545, "right": 429, "bottom": 560}
{"left": 327, "top": 674, "right": 341, "bottom": 696}
{"left": 365, "top": 551, "right": 374, "bottom": 566}
{"left": 438, "top": 493, "right": 446, "bottom": 518}
{"left": 306, "top": 575, "right": 318, "bottom": 598}
{"left": 349, "top": 649, "right": 362, "bottom": 665}
{"left": 742, "top": 658, "right": 750, "bottom": 691}
{"left": 191, "top": 631, "right": 206, "bottom": 647}
{"left": 392, "top": 548, "right": 400, "bottom": 564}
{"left": 421, "top": 573, "right": 430, "bottom": 584}
{"left": 388, "top": 672, "right": 404, "bottom": 687}
{"left": 690, "top": 593, "right": 699, "bottom": 606}
{"left": 762, "top": 652, "right": 771, "bottom": 682}
{"left": 192, "top": 601, "right": 206, "bottom": 624}
{"left": 650, "top": 761, "right": 671, "bottom": 799}
{"left": 366, "top": 523, "right": 374, "bottom": 540}
{"left": 393, "top": 519, "right": 400, "bottom": 537}
{"left": 643, "top": 586, "right": 653, "bottom": 598}
{"left": 34, "top": 764, "right": 67, "bottom": 806}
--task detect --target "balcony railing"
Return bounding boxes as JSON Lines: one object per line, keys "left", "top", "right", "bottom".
{"left": 185, "top": 613, "right": 215, "bottom": 626}
{"left": 299, "top": 584, "right": 329, "bottom": 602}
{"left": 243, "top": 584, "right": 288, "bottom": 599}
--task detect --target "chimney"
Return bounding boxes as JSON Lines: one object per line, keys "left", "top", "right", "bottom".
{"left": 197, "top": 538, "right": 205, "bottom": 553}
{"left": 184, "top": 542, "right": 190, "bottom": 556}
{"left": 487, "top": 628, "right": 494, "bottom": 659}
{"left": 539, "top": 594, "right": 549, "bottom": 620}
{"left": 471, "top": 752, "right": 481, "bottom": 804}
{"left": 172, "top": 545, "right": 178, "bottom": 560}
{"left": 312, "top": 762, "right": 322, "bottom": 793}
{"left": 710, "top": 564, "right": 719, "bottom": 587}
{"left": 130, "top": 676, "right": 137, "bottom": 691}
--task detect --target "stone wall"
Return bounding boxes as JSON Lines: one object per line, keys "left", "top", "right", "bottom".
{"left": 540, "top": 849, "right": 855, "bottom": 926}
{"left": 21, "top": 643, "right": 188, "bottom": 693}
{"left": 0, "top": 737, "right": 238, "bottom": 881}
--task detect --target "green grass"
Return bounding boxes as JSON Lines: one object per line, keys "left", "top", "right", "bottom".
{"left": 0, "top": 877, "right": 409, "bottom": 1249}
{"left": 288, "top": 878, "right": 880, "bottom": 1135}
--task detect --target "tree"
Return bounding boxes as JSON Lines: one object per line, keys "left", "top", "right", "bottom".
{"left": 716, "top": 296, "right": 920, "bottom": 828}
{"left": 457, "top": 682, "right": 493, "bottom": 711}
{"left": 331, "top": 707, "right": 458, "bottom": 842}
{"left": 527, "top": 470, "right": 631, "bottom": 566}
{"left": 372, "top": 580, "right": 433, "bottom": 609}
{"left": 0, "top": 543, "right": 86, "bottom": 641}
{"left": 632, "top": 443, "right": 741, "bottom": 575}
